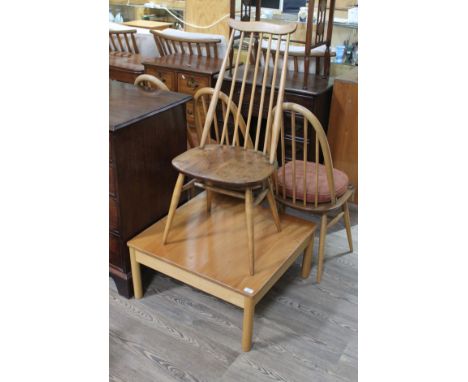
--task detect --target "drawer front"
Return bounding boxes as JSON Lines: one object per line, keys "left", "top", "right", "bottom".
{"left": 178, "top": 73, "right": 209, "bottom": 96}
{"left": 145, "top": 67, "right": 175, "bottom": 90}
{"left": 109, "top": 233, "right": 123, "bottom": 270}
{"left": 109, "top": 197, "right": 120, "bottom": 233}
{"left": 109, "top": 164, "right": 117, "bottom": 197}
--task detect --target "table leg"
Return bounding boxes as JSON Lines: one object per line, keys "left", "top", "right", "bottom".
{"left": 242, "top": 297, "right": 255, "bottom": 352}
{"left": 301, "top": 234, "right": 315, "bottom": 278}
{"left": 129, "top": 247, "right": 143, "bottom": 299}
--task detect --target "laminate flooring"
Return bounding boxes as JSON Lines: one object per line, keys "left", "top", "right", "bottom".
{"left": 110, "top": 204, "right": 358, "bottom": 382}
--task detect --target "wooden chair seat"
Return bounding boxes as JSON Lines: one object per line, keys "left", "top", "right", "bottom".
{"left": 172, "top": 145, "right": 274, "bottom": 188}
{"left": 277, "top": 160, "right": 349, "bottom": 203}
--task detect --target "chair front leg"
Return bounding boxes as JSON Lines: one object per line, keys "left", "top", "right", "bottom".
{"left": 266, "top": 180, "right": 281, "bottom": 232}
{"left": 316, "top": 214, "right": 328, "bottom": 283}
{"left": 245, "top": 188, "right": 255, "bottom": 276}
{"left": 162, "top": 173, "right": 185, "bottom": 244}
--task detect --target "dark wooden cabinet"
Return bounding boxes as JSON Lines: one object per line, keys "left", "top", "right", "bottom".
{"left": 109, "top": 81, "right": 191, "bottom": 297}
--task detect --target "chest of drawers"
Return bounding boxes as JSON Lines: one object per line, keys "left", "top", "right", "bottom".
{"left": 109, "top": 81, "right": 191, "bottom": 297}
{"left": 143, "top": 54, "right": 224, "bottom": 146}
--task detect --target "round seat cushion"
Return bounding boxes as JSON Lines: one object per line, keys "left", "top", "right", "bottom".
{"left": 277, "top": 160, "right": 349, "bottom": 203}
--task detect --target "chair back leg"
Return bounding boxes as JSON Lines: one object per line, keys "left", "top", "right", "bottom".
{"left": 316, "top": 213, "right": 328, "bottom": 283}
{"left": 162, "top": 173, "right": 185, "bottom": 244}
{"left": 245, "top": 188, "right": 255, "bottom": 276}
{"left": 343, "top": 201, "right": 353, "bottom": 252}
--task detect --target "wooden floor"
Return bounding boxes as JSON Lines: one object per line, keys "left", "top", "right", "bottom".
{"left": 110, "top": 202, "right": 358, "bottom": 382}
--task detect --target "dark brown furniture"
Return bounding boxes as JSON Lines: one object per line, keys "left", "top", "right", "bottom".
{"left": 109, "top": 81, "right": 191, "bottom": 297}
{"left": 233, "top": 0, "right": 336, "bottom": 77}
{"left": 150, "top": 30, "right": 222, "bottom": 58}
{"left": 109, "top": 29, "right": 148, "bottom": 84}
{"left": 142, "top": 54, "right": 224, "bottom": 147}
{"left": 222, "top": 67, "right": 333, "bottom": 162}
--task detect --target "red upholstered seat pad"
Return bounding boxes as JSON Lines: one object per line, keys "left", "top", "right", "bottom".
{"left": 277, "top": 160, "right": 349, "bottom": 203}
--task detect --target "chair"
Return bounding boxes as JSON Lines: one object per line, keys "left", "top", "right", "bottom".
{"left": 151, "top": 30, "right": 223, "bottom": 58}
{"left": 162, "top": 19, "right": 297, "bottom": 276}
{"left": 109, "top": 29, "right": 145, "bottom": 83}
{"left": 109, "top": 29, "right": 140, "bottom": 56}
{"left": 134, "top": 74, "right": 169, "bottom": 91}
{"left": 273, "top": 102, "right": 354, "bottom": 283}
{"left": 259, "top": 0, "right": 336, "bottom": 77}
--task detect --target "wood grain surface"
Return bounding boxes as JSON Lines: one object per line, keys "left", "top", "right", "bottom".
{"left": 111, "top": 203, "right": 358, "bottom": 381}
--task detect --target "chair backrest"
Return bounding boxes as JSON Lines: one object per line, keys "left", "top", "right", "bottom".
{"left": 109, "top": 29, "right": 139, "bottom": 55}
{"left": 274, "top": 102, "right": 337, "bottom": 207}
{"left": 260, "top": 0, "right": 335, "bottom": 76}
{"left": 194, "top": 87, "right": 253, "bottom": 149}
{"left": 151, "top": 30, "right": 222, "bottom": 58}
{"left": 199, "top": 19, "right": 297, "bottom": 165}
{"left": 134, "top": 74, "right": 169, "bottom": 91}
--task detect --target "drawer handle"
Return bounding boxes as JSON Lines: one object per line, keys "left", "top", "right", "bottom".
{"left": 186, "top": 77, "right": 199, "bottom": 89}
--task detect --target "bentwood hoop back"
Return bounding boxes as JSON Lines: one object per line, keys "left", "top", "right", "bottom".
{"left": 162, "top": 19, "right": 297, "bottom": 276}
{"left": 274, "top": 102, "right": 354, "bottom": 283}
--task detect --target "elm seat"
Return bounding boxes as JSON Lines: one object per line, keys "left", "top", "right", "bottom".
{"left": 172, "top": 145, "right": 274, "bottom": 188}
{"left": 277, "top": 160, "right": 349, "bottom": 203}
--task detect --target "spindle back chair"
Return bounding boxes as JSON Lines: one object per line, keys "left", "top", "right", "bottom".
{"left": 273, "top": 102, "right": 354, "bottom": 282}
{"left": 258, "top": 0, "right": 335, "bottom": 76}
{"left": 151, "top": 30, "right": 222, "bottom": 58}
{"left": 109, "top": 29, "right": 140, "bottom": 56}
{"left": 134, "top": 74, "right": 169, "bottom": 91}
{"left": 162, "top": 19, "right": 297, "bottom": 276}
{"left": 193, "top": 87, "right": 253, "bottom": 149}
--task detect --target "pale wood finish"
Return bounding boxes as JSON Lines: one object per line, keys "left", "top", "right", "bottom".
{"left": 129, "top": 247, "right": 143, "bottom": 299}
{"left": 122, "top": 19, "right": 173, "bottom": 30}
{"left": 301, "top": 232, "right": 315, "bottom": 279}
{"left": 151, "top": 30, "right": 222, "bottom": 58}
{"left": 110, "top": 203, "right": 357, "bottom": 381}
{"left": 242, "top": 297, "right": 255, "bottom": 352}
{"left": 184, "top": 0, "right": 230, "bottom": 40}
{"left": 274, "top": 102, "right": 354, "bottom": 283}
{"left": 162, "top": 173, "right": 185, "bottom": 244}
{"left": 327, "top": 67, "right": 358, "bottom": 203}
{"left": 127, "top": 192, "right": 317, "bottom": 351}
{"left": 245, "top": 188, "right": 255, "bottom": 276}
{"left": 134, "top": 74, "right": 169, "bottom": 91}
{"left": 193, "top": 87, "right": 253, "bottom": 148}
{"left": 109, "top": 29, "right": 139, "bottom": 55}
{"left": 164, "top": 20, "right": 297, "bottom": 275}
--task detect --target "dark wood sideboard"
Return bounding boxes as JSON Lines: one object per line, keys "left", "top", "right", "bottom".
{"left": 109, "top": 81, "right": 191, "bottom": 297}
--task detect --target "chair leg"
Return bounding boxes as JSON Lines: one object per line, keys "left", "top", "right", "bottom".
{"left": 266, "top": 183, "right": 281, "bottom": 232}
{"left": 162, "top": 173, "right": 185, "bottom": 244}
{"left": 245, "top": 188, "right": 255, "bottom": 276}
{"left": 316, "top": 214, "right": 328, "bottom": 283}
{"left": 343, "top": 201, "right": 353, "bottom": 253}
{"left": 206, "top": 189, "right": 213, "bottom": 213}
